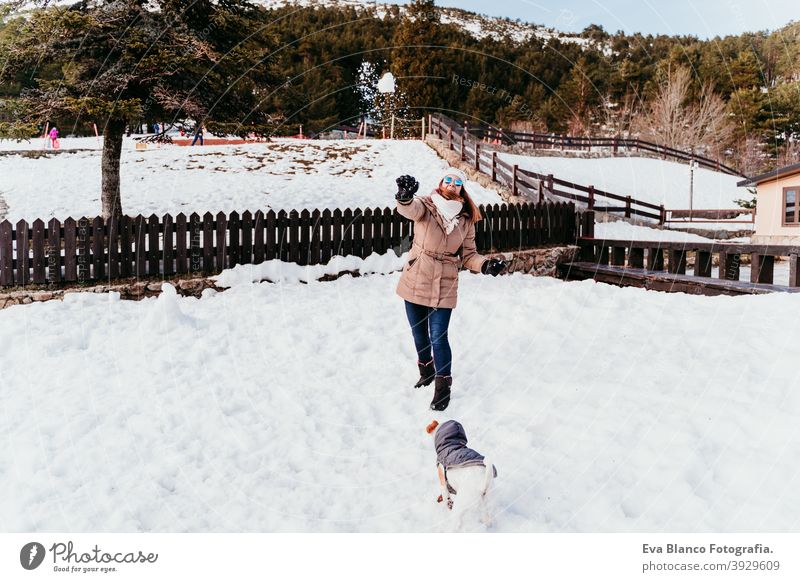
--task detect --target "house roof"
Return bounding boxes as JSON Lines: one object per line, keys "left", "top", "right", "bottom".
{"left": 737, "top": 162, "right": 800, "bottom": 187}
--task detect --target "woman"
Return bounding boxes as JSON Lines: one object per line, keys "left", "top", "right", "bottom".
{"left": 395, "top": 168, "right": 506, "bottom": 411}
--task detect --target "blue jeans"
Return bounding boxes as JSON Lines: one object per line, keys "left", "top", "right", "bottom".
{"left": 404, "top": 300, "right": 453, "bottom": 376}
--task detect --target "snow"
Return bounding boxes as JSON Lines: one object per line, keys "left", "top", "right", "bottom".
{"left": 502, "top": 153, "right": 745, "bottom": 214}
{"left": 0, "top": 136, "right": 105, "bottom": 151}
{"left": 666, "top": 214, "right": 755, "bottom": 232}
{"left": 1, "top": 265, "right": 799, "bottom": 532}
{"left": 248, "top": 0, "right": 594, "bottom": 47}
{"left": 594, "top": 221, "right": 720, "bottom": 243}
{"left": 377, "top": 72, "right": 396, "bottom": 94}
{"left": 0, "top": 139, "right": 503, "bottom": 222}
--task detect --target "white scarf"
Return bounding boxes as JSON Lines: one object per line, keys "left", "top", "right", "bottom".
{"left": 431, "top": 193, "right": 462, "bottom": 234}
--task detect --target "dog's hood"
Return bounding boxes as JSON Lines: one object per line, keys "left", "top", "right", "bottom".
{"left": 434, "top": 420, "right": 485, "bottom": 469}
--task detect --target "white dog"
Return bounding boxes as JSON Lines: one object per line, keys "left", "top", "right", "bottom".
{"left": 427, "top": 419, "right": 496, "bottom": 528}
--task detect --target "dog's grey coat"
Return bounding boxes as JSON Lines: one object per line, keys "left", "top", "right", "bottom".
{"left": 434, "top": 420, "right": 496, "bottom": 477}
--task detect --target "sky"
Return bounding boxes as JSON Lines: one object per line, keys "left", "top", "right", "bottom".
{"left": 391, "top": 0, "right": 800, "bottom": 38}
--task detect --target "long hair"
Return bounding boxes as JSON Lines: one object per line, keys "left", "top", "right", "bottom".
{"left": 436, "top": 182, "right": 483, "bottom": 224}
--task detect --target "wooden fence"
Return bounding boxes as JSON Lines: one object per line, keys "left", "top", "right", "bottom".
{"left": 663, "top": 208, "right": 755, "bottom": 226}
{"left": 429, "top": 114, "right": 666, "bottom": 223}
{"left": 569, "top": 229, "right": 800, "bottom": 294}
{"left": 0, "top": 202, "right": 580, "bottom": 288}
{"left": 450, "top": 116, "right": 745, "bottom": 177}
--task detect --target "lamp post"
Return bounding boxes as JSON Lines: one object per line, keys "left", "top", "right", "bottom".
{"left": 689, "top": 158, "right": 698, "bottom": 221}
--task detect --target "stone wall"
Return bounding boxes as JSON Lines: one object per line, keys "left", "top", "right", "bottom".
{"left": 485, "top": 246, "right": 579, "bottom": 277}
{"left": 0, "top": 277, "right": 222, "bottom": 310}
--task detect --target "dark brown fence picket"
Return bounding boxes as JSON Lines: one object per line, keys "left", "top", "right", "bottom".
{"left": 264, "top": 210, "right": 275, "bottom": 261}
{"left": 188, "top": 213, "right": 200, "bottom": 275}
{"left": 309, "top": 209, "right": 321, "bottom": 266}
{"left": 215, "top": 211, "right": 227, "bottom": 272}
{"left": 342, "top": 209, "right": 353, "bottom": 256}
{"left": 134, "top": 215, "right": 146, "bottom": 278}
{"left": 32, "top": 219, "right": 45, "bottom": 285}
{"left": 175, "top": 213, "right": 187, "bottom": 275}
{"left": 321, "top": 209, "right": 332, "bottom": 264}
{"left": 202, "top": 212, "right": 214, "bottom": 272}
{"left": 353, "top": 209, "right": 364, "bottom": 258}
{"left": 63, "top": 217, "right": 77, "bottom": 283}
{"left": 47, "top": 218, "right": 61, "bottom": 284}
{"left": 241, "top": 210, "right": 253, "bottom": 266}
{"left": 108, "top": 216, "right": 119, "bottom": 279}
{"left": 333, "top": 209, "right": 343, "bottom": 257}
{"left": 147, "top": 214, "right": 159, "bottom": 276}
{"left": 288, "top": 210, "right": 300, "bottom": 264}
{"left": 299, "top": 209, "right": 310, "bottom": 266}
{"left": 77, "top": 217, "right": 90, "bottom": 282}
{"left": 229, "top": 211, "right": 241, "bottom": 268}
{"left": 254, "top": 210, "right": 265, "bottom": 264}
{"left": 1, "top": 221, "right": 13, "bottom": 286}
{"left": 163, "top": 214, "right": 174, "bottom": 276}
{"left": 119, "top": 216, "right": 132, "bottom": 278}
{"left": 16, "top": 219, "right": 29, "bottom": 286}
{"left": 363, "top": 208, "right": 373, "bottom": 257}
{"left": 276, "top": 210, "right": 288, "bottom": 262}
{"left": 91, "top": 217, "right": 103, "bottom": 280}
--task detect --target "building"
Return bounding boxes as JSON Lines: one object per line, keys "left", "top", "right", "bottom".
{"left": 738, "top": 162, "right": 800, "bottom": 244}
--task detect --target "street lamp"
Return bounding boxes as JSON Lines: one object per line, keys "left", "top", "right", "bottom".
{"left": 689, "top": 158, "right": 699, "bottom": 221}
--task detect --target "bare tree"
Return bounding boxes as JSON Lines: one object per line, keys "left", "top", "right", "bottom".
{"left": 633, "top": 67, "right": 733, "bottom": 155}
{"left": 600, "top": 93, "right": 638, "bottom": 137}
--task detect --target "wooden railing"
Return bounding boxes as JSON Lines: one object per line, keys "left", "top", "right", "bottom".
{"left": 574, "top": 233, "right": 800, "bottom": 290}
{"left": 459, "top": 119, "right": 745, "bottom": 178}
{"left": 429, "top": 113, "right": 666, "bottom": 223}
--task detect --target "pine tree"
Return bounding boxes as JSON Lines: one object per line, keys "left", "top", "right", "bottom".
{"left": 0, "top": 0, "right": 279, "bottom": 219}
{"left": 390, "top": 0, "right": 446, "bottom": 115}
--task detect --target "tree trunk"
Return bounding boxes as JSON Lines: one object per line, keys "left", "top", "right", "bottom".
{"left": 101, "top": 118, "right": 126, "bottom": 220}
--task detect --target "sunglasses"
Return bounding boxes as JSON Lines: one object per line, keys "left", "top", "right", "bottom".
{"left": 443, "top": 176, "right": 463, "bottom": 186}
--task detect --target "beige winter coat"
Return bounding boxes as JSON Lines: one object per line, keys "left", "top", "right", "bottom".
{"left": 396, "top": 192, "right": 488, "bottom": 309}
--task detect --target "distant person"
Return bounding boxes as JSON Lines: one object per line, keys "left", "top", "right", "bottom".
{"left": 191, "top": 123, "right": 204, "bottom": 146}
{"left": 153, "top": 122, "right": 160, "bottom": 135}
{"left": 48, "top": 126, "right": 59, "bottom": 149}
{"left": 394, "top": 169, "right": 507, "bottom": 411}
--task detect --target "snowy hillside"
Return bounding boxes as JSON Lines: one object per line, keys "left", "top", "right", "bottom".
{"left": 1, "top": 266, "right": 798, "bottom": 532}
{"left": 255, "top": 0, "right": 595, "bottom": 47}
{"left": 0, "top": 139, "right": 502, "bottom": 221}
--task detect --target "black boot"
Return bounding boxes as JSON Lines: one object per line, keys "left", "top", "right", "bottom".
{"left": 414, "top": 360, "right": 435, "bottom": 388}
{"left": 430, "top": 375, "right": 452, "bottom": 411}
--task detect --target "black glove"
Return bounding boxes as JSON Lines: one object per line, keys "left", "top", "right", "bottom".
{"left": 481, "top": 258, "right": 506, "bottom": 276}
{"left": 395, "top": 175, "right": 419, "bottom": 202}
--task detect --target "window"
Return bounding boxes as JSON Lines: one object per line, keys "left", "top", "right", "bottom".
{"left": 783, "top": 187, "right": 799, "bottom": 225}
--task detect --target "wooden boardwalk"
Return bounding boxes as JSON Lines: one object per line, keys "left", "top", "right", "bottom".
{"left": 561, "top": 261, "right": 800, "bottom": 296}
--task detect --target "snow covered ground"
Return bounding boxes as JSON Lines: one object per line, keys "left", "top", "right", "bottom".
{"left": 594, "top": 221, "right": 720, "bottom": 243}
{"left": 502, "top": 152, "right": 746, "bottom": 213}
{"left": 0, "top": 138, "right": 503, "bottom": 222}
{"left": 1, "top": 263, "right": 799, "bottom": 533}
